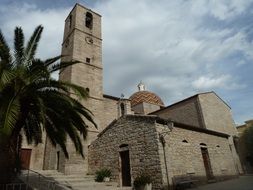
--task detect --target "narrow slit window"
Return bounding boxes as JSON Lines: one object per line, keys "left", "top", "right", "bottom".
{"left": 69, "top": 15, "right": 72, "bottom": 28}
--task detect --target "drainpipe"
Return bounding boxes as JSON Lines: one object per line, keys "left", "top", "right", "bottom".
{"left": 159, "top": 121, "right": 173, "bottom": 190}
{"left": 160, "top": 134, "right": 170, "bottom": 190}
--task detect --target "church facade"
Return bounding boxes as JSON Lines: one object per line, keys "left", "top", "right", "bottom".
{"left": 20, "top": 3, "right": 242, "bottom": 189}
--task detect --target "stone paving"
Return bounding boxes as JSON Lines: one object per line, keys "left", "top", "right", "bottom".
{"left": 190, "top": 176, "right": 253, "bottom": 190}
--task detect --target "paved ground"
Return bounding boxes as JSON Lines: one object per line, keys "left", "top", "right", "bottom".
{"left": 190, "top": 176, "right": 253, "bottom": 190}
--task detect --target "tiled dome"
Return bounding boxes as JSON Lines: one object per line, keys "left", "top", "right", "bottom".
{"left": 130, "top": 91, "right": 164, "bottom": 107}
{"left": 130, "top": 82, "right": 164, "bottom": 107}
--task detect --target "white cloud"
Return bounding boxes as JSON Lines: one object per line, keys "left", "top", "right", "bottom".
{"left": 0, "top": 3, "right": 70, "bottom": 60}
{"left": 94, "top": 0, "right": 253, "bottom": 98}
{"left": 1, "top": 0, "right": 253, "bottom": 124}
{"left": 192, "top": 75, "right": 230, "bottom": 89}
{"left": 189, "top": 0, "right": 253, "bottom": 20}
{"left": 192, "top": 75, "right": 246, "bottom": 90}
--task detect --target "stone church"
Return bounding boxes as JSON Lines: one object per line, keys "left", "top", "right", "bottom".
{"left": 20, "top": 3, "right": 242, "bottom": 189}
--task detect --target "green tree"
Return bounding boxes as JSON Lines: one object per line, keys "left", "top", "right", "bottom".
{"left": 241, "top": 125, "right": 253, "bottom": 163}
{"left": 0, "top": 25, "right": 96, "bottom": 183}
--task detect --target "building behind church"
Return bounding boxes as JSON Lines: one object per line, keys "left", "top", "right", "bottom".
{"left": 20, "top": 3, "right": 242, "bottom": 189}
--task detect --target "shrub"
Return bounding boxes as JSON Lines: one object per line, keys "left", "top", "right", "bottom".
{"left": 95, "top": 168, "right": 111, "bottom": 182}
{"left": 133, "top": 173, "right": 152, "bottom": 188}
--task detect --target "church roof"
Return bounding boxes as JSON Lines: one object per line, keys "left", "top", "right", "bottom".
{"left": 150, "top": 91, "right": 230, "bottom": 115}
{"left": 97, "top": 115, "right": 229, "bottom": 138}
{"left": 130, "top": 91, "right": 164, "bottom": 107}
{"left": 129, "top": 82, "right": 164, "bottom": 107}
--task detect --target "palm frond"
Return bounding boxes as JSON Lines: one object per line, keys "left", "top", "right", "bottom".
{"left": 26, "top": 59, "right": 50, "bottom": 81}
{"left": 0, "top": 25, "right": 97, "bottom": 161}
{"left": 58, "top": 81, "right": 89, "bottom": 99}
{"left": 44, "top": 116, "right": 69, "bottom": 158}
{"left": 0, "top": 29, "right": 12, "bottom": 64}
{"left": 25, "top": 25, "right": 43, "bottom": 64}
{"left": 0, "top": 94, "right": 20, "bottom": 137}
{"left": 0, "top": 70, "right": 15, "bottom": 90}
{"left": 44, "top": 55, "right": 62, "bottom": 67}
{"left": 23, "top": 114, "right": 42, "bottom": 145}
{"left": 49, "top": 60, "right": 80, "bottom": 73}
{"left": 14, "top": 27, "right": 24, "bottom": 66}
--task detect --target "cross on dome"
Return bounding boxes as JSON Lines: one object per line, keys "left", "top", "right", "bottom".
{"left": 138, "top": 81, "right": 146, "bottom": 91}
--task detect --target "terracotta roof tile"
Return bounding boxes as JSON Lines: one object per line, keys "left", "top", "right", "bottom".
{"left": 130, "top": 91, "right": 164, "bottom": 107}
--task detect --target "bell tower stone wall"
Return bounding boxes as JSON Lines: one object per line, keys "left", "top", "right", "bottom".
{"left": 57, "top": 3, "right": 103, "bottom": 174}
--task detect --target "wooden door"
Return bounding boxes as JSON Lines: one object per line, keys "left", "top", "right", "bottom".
{"left": 20, "top": 149, "right": 32, "bottom": 169}
{"left": 201, "top": 147, "right": 214, "bottom": 180}
{"left": 120, "top": 150, "right": 131, "bottom": 186}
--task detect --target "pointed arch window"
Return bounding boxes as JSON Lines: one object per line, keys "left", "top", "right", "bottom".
{"left": 85, "top": 12, "right": 93, "bottom": 29}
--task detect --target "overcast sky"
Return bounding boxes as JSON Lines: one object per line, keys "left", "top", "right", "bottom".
{"left": 0, "top": 0, "right": 253, "bottom": 124}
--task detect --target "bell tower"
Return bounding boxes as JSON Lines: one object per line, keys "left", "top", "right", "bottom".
{"left": 58, "top": 3, "right": 103, "bottom": 174}
{"left": 60, "top": 3, "right": 103, "bottom": 95}
{"left": 60, "top": 3, "right": 103, "bottom": 125}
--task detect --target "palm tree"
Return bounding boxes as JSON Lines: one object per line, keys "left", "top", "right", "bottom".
{"left": 0, "top": 25, "right": 96, "bottom": 184}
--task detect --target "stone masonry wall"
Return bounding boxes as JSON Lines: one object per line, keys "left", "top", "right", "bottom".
{"left": 198, "top": 93, "right": 237, "bottom": 136}
{"left": 132, "top": 102, "right": 161, "bottom": 115}
{"left": 102, "top": 97, "right": 119, "bottom": 129}
{"left": 21, "top": 131, "right": 47, "bottom": 170}
{"left": 156, "top": 123, "right": 238, "bottom": 189}
{"left": 88, "top": 116, "right": 164, "bottom": 190}
{"left": 198, "top": 93, "right": 243, "bottom": 174}
{"left": 155, "top": 98, "right": 202, "bottom": 128}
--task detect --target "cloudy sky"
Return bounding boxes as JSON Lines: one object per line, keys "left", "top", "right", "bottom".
{"left": 0, "top": 0, "right": 253, "bottom": 124}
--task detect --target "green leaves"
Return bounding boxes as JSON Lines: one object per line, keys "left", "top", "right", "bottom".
{"left": 243, "top": 126, "right": 253, "bottom": 158}
{"left": 0, "top": 94, "right": 20, "bottom": 137}
{"left": 0, "top": 29, "right": 12, "bottom": 64}
{"left": 14, "top": 27, "right": 24, "bottom": 66}
{"left": 24, "top": 25, "right": 43, "bottom": 66}
{"left": 0, "top": 25, "right": 96, "bottom": 159}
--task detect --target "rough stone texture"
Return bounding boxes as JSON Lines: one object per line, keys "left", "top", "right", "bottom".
{"left": 197, "top": 93, "right": 243, "bottom": 174}
{"left": 43, "top": 137, "right": 59, "bottom": 170}
{"left": 132, "top": 102, "right": 161, "bottom": 114}
{"left": 88, "top": 115, "right": 239, "bottom": 189}
{"left": 20, "top": 5, "right": 243, "bottom": 188}
{"left": 198, "top": 93, "right": 237, "bottom": 136}
{"left": 88, "top": 116, "right": 164, "bottom": 190}
{"left": 21, "top": 131, "right": 47, "bottom": 170}
{"left": 102, "top": 97, "right": 119, "bottom": 129}
{"left": 57, "top": 4, "right": 104, "bottom": 174}
{"left": 154, "top": 97, "right": 203, "bottom": 127}
{"left": 153, "top": 92, "right": 243, "bottom": 175}
{"left": 57, "top": 3, "right": 137, "bottom": 175}
{"left": 156, "top": 123, "right": 238, "bottom": 189}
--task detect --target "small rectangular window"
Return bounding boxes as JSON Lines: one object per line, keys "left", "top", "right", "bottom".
{"left": 86, "top": 57, "right": 91, "bottom": 63}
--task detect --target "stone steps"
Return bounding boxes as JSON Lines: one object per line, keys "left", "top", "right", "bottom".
{"left": 30, "top": 170, "right": 132, "bottom": 190}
